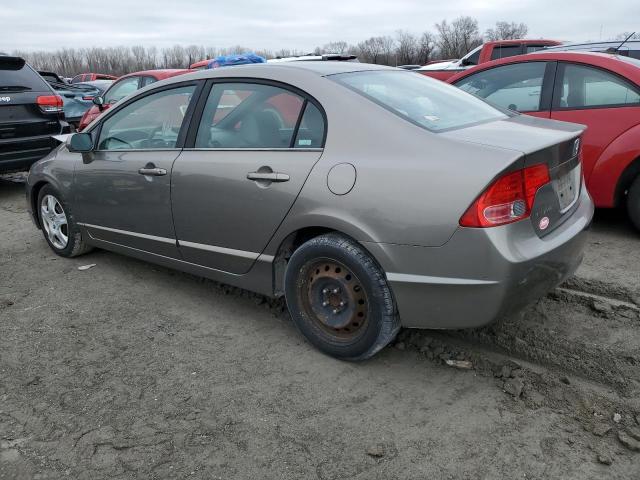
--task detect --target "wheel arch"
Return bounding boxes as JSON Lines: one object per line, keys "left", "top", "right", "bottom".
{"left": 615, "top": 155, "right": 640, "bottom": 208}
{"left": 270, "top": 225, "right": 384, "bottom": 297}
{"left": 29, "top": 180, "right": 50, "bottom": 229}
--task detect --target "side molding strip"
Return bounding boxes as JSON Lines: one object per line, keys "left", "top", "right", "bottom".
{"left": 78, "top": 223, "right": 176, "bottom": 244}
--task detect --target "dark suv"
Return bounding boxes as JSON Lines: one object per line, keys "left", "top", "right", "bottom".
{"left": 1, "top": 55, "right": 69, "bottom": 173}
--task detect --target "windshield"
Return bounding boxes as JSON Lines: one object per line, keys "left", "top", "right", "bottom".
{"left": 331, "top": 70, "right": 508, "bottom": 132}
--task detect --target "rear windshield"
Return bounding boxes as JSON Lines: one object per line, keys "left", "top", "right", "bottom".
{"left": 330, "top": 70, "right": 507, "bottom": 132}
{"left": 0, "top": 57, "right": 50, "bottom": 92}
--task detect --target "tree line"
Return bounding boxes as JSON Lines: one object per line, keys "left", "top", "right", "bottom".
{"left": 11, "top": 18, "right": 624, "bottom": 77}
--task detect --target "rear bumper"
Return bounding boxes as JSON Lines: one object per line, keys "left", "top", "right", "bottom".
{"left": 0, "top": 132, "right": 65, "bottom": 173}
{"left": 363, "top": 186, "right": 594, "bottom": 329}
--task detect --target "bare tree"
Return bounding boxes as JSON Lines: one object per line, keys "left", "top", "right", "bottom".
{"left": 485, "top": 21, "right": 528, "bottom": 41}
{"left": 416, "top": 31, "right": 436, "bottom": 64}
{"left": 435, "top": 16, "right": 483, "bottom": 59}
{"left": 395, "top": 30, "right": 418, "bottom": 65}
{"left": 323, "top": 41, "right": 349, "bottom": 54}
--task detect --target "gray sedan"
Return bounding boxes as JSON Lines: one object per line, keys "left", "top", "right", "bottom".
{"left": 26, "top": 62, "right": 593, "bottom": 360}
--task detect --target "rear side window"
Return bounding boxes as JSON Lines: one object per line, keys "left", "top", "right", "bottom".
{"left": 195, "top": 83, "right": 305, "bottom": 148}
{"left": 556, "top": 63, "right": 640, "bottom": 109}
{"left": 456, "top": 62, "right": 548, "bottom": 112}
{"left": 294, "top": 102, "right": 325, "bottom": 148}
{"left": 333, "top": 70, "right": 507, "bottom": 132}
{"left": 0, "top": 57, "right": 50, "bottom": 92}
{"left": 490, "top": 45, "right": 523, "bottom": 60}
{"left": 105, "top": 77, "right": 140, "bottom": 103}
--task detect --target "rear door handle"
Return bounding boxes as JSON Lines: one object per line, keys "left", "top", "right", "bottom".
{"left": 138, "top": 167, "right": 167, "bottom": 176}
{"left": 246, "top": 172, "right": 290, "bottom": 182}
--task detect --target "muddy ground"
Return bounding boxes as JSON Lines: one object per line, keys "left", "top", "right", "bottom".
{"left": 1, "top": 173, "right": 639, "bottom": 479}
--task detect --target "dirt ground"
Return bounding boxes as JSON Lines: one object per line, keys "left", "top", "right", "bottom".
{"left": 1, "top": 173, "right": 639, "bottom": 479}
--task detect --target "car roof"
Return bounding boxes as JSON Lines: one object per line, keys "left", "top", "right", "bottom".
{"left": 483, "top": 39, "right": 560, "bottom": 46}
{"left": 446, "top": 50, "right": 640, "bottom": 84}
{"left": 545, "top": 39, "right": 640, "bottom": 50}
{"left": 118, "top": 68, "right": 191, "bottom": 81}
{"left": 182, "top": 61, "right": 395, "bottom": 79}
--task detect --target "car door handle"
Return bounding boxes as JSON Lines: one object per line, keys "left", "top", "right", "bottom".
{"left": 246, "top": 172, "right": 290, "bottom": 182}
{"left": 138, "top": 167, "right": 167, "bottom": 176}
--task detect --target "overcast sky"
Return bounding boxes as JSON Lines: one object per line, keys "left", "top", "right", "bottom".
{"left": 3, "top": 0, "right": 639, "bottom": 52}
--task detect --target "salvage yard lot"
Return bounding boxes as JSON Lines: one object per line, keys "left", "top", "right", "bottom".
{"left": 1, "top": 173, "right": 639, "bottom": 479}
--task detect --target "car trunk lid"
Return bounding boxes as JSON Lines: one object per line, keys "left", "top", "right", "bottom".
{"left": 442, "top": 114, "right": 585, "bottom": 235}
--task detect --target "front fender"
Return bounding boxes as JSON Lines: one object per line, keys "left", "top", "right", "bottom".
{"left": 588, "top": 124, "right": 640, "bottom": 207}
{"left": 27, "top": 144, "right": 77, "bottom": 226}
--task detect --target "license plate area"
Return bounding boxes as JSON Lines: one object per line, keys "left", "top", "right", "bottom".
{"left": 552, "top": 162, "right": 581, "bottom": 213}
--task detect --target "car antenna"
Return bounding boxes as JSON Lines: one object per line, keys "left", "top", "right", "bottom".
{"left": 605, "top": 32, "right": 636, "bottom": 54}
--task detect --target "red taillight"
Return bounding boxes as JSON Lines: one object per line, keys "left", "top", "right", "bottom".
{"left": 460, "top": 164, "right": 550, "bottom": 228}
{"left": 37, "top": 95, "right": 64, "bottom": 113}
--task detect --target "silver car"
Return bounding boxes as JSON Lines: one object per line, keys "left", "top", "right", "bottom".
{"left": 26, "top": 62, "right": 594, "bottom": 360}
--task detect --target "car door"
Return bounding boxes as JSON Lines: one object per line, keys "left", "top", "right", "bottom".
{"left": 171, "top": 81, "right": 326, "bottom": 274}
{"left": 549, "top": 62, "right": 640, "bottom": 181}
{"left": 454, "top": 61, "right": 556, "bottom": 119}
{"left": 73, "top": 82, "right": 200, "bottom": 257}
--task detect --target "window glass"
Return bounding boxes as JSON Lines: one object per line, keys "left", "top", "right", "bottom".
{"left": 456, "top": 62, "right": 547, "bottom": 112}
{"left": 105, "top": 77, "right": 140, "bottom": 104}
{"left": 195, "top": 83, "right": 304, "bottom": 148}
{"left": 98, "top": 85, "right": 195, "bottom": 150}
{"left": 332, "top": 70, "right": 507, "bottom": 132}
{"left": 464, "top": 47, "right": 481, "bottom": 66}
{"left": 558, "top": 64, "right": 640, "bottom": 108}
{"left": 525, "top": 45, "right": 548, "bottom": 54}
{"left": 140, "top": 76, "right": 157, "bottom": 87}
{"left": 0, "top": 59, "right": 50, "bottom": 91}
{"left": 294, "top": 102, "right": 325, "bottom": 148}
{"left": 490, "top": 45, "right": 523, "bottom": 60}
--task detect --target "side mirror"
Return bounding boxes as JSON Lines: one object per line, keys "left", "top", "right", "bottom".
{"left": 93, "top": 95, "right": 105, "bottom": 111}
{"left": 68, "top": 132, "right": 94, "bottom": 153}
{"left": 460, "top": 58, "right": 472, "bottom": 67}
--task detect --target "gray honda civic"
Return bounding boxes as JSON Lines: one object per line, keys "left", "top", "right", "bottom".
{"left": 26, "top": 62, "right": 594, "bottom": 360}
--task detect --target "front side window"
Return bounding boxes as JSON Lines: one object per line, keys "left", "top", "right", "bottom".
{"left": 333, "top": 70, "right": 507, "bottom": 132}
{"left": 195, "top": 83, "right": 305, "bottom": 148}
{"left": 97, "top": 85, "right": 196, "bottom": 150}
{"left": 463, "top": 47, "right": 482, "bottom": 66}
{"left": 456, "top": 62, "right": 547, "bottom": 112}
{"left": 556, "top": 63, "right": 640, "bottom": 109}
{"left": 105, "top": 77, "right": 140, "bottom": 104}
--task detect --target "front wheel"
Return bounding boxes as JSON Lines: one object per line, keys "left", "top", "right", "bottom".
{"left": 284, "top": 233, "right": 400, "bottom": 360}
{"left": 628, "top": 175, "right": 640, "bottom": 231}
{"left": 37, "top": 184, "right": 92, "bottom": 257}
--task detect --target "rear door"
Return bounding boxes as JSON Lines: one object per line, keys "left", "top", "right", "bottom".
{"left": 454, "top": 61, "right": 556, "bottom": 119}
{"left": 74, "top": 82, "right": 200, "bottom": 257}
{"left": 171, "top": 80, "right": 326, "bottom": 274}
{"left": 549, "top": 62, "right": 640, "bottom": 180}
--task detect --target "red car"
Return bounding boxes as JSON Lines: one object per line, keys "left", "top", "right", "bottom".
{"left": 448, "top": 51, "right": 640, "bottom": 228}
{"left": 77, "top": 69, "right": 191, "bottom": 130}
{"left": 418, "top": 39, "right": 561, "bottom": 81}
{"left": 70, "top": 73, "right": 117, "bottom": 83}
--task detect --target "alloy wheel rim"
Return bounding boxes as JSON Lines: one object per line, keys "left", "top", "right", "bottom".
{"left": 300, "top": 259, "right": 369, "bottom": 341}
{"left": 40, "top": 194, "right": 69, "bottom": 250}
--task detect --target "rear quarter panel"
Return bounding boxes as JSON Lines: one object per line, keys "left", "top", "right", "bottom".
{"left": 587, "top": 123, "right": 640, "bottom": 207}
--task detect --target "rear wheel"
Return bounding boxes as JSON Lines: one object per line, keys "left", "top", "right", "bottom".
{"left": 284, "top": 233, "right": 400, "bottom": 360}
{"left": 628, "top": 175, "right": 640, "bottom": 231}
{"left": 37, "top": 185, "right": 92, "bottom": 257}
